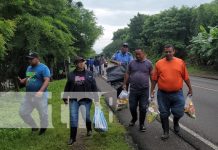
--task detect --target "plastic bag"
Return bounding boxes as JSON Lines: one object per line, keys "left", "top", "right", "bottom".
{"left": 93, "top": 106, "right": 108, "bottom": 132}
{"left": 117, "top": 90, "right": 128, "bottom": 110}
{"left": 147, "top": 101, "right": 159, "bottom": 123}
{"left": 118, "top": 90, "right": 129, "bottom": 99}
{"left": 184, "top": 95, "right": 196, "bottom": 119}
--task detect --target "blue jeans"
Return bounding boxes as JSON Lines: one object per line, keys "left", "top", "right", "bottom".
{"left": 157, "top": 89, "right": 185, "bottom": 119}
{"left": 69, "top": 98, "right": 92, "bottom": 127}
{"left": 129, "top": 89, "right": 149, "bottom": 125}
{"left": 19, "top": 92, "right": 48, "bottom": 128}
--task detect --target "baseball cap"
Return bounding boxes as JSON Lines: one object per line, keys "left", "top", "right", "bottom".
{"left": 74, "top": 56, "right": 85, "bottom": 64}
{"left": 123, "top": 43, "right": 128, "bottom": 47}
{"left": 26, "top": 52, "right": 39, "bottom": 59}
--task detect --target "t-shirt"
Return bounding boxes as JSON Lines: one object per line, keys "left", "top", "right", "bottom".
{"left": 128, "top": 59, "right": 152, "bottom": 92}
{"left": 74, "top": 70, "right": 86, "bottom": 91}
{"left": 86, "top": 59, "right": 90, "bottom": 66}
{"left": 89, "top": 59, "right": 94, "bottom": 67}
{"left": 26, "top": 63, "right": 50, "bottom": 92}
{"left": 152, "top": 57, "right": 189, "bottom": 92}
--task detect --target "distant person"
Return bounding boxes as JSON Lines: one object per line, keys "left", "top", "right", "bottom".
{"left": 86, "top": 58, "right": 90, "bottom": 70}
{"left": 18, "top": 52, "right": 50, "bottom": 135}
{"left": 89, "top": 58, "right": 94, "bottom": 72}
{"left": 94, "top": 56, "right": 100, "bottom": 75}
{"left": 63, "top": 57, "right": 97, "bottom": 145}
{"left": 104, "top": 58, "right": 108, "bottom": 68}
{"left": 99, "top": 55, "right": 105, "bottom": 75}
{"left": 111, "top": 43, "right": 133, "bottom": 65}
{"left": 123, "top": 49, "right": 153, "bottom": 132}
{"left": 151, "top": 44, "right": 193, "bottom": 140}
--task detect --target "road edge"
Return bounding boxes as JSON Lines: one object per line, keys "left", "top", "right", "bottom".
{"left": 190, "top": 74, "right": 218, "bottom": 80}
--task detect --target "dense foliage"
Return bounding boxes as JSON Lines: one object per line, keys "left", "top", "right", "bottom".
{"left": 0, "top": 0, "right": 102, "bottom": 90}
{"left": 102, "top": 0, "right": 218, "bottom": 68}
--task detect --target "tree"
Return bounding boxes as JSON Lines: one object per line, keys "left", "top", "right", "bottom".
{"left": 0, "top": 0, "right": 102, "bottom": 90}
{"left": 0, "top": 19, "right": 16, "bottom": 58}
{"left": 128, "top": 13, "right": 149, "bottom": 50}
{"left": 142, "top": 6, "right": 194, "bottom": 58}
{"left": 189, "top": 25, "right": 218, "bottom": 68}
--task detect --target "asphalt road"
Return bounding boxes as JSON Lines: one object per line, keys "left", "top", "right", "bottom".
{"left": 181, "top": 76, "right": 218, "bottom": 147}
{"left": 96, "top": 75, "right": 218, "bottom": 150}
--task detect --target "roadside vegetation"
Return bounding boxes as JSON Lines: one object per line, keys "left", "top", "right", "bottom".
{"left": 0, "top": 79, "right": 131, "bottom": 150}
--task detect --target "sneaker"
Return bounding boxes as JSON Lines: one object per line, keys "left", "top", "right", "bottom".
{"left": 139, "top": 125, "right": 146, "bottom": 132}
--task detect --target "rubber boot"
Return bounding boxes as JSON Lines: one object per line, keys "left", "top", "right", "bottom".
{"left": 173, "top": 117, "right": 180, "bottom": 134}
{"left": 39, "top": 128, "right": 47, "bottom": 135}
{"left": 86, "top": 122, "right": 92, "bottom": 136}
{"left": 161, "top": 117, "right": 169, "bottom": 140}
{"left": 68, "top": 127, "right": 77, "bottom": 145}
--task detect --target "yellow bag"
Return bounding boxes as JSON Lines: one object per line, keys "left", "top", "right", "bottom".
{"left": 184, "top": 95, "right": 196, "bottom": 119}
{"left": 147, "top": 101, "right": 158, "bottom": 123}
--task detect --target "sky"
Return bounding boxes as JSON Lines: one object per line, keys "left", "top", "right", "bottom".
{"left": 80, "top": 0, "right": 213, "bottom": 54}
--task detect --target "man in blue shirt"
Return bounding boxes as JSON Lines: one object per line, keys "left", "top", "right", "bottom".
{"left": 112, "top": 43, "right": 133, "bottom": 65}
{"left": 18, "top": 52, "right": 50, "bottom": 135}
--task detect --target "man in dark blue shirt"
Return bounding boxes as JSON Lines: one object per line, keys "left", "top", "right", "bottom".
{"left": 19, "top": 52, "right": 50, "bottom": 135}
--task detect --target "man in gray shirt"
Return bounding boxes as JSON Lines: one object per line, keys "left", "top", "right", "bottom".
{"left": 123, "top": 48, "right": 153, "bottom": 132}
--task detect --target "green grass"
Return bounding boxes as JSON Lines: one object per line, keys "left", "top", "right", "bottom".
{"left": 188, "top": 65, "right": 218, "bottom": 77}
{"left": 86, "top": 98, "right": 131, "bottom": 150}
{"left": 0, "top": 79, "right": 131, "bottom": 150}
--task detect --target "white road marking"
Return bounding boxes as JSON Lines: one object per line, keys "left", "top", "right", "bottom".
{"left": 192, "top": 84, "right": 218, "bottom": 92}
{"left": 103, "top": 75, "right": 218, "bottom": 149}
{"left": 169, "top": 118, "right": 218, "bottom": 150}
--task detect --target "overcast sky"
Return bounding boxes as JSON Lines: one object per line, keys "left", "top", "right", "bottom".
{"left": 80, "top": 0, "right": 213, "bottom": 54}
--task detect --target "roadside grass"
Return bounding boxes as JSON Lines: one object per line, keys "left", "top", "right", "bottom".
{"left": 188, "top": 65, "right": 218, "bottom": 77}
{"left": 86, "top": 96, "right": 131, "bottom": 150}
{"left": 0, "top": 79, "right": 131, "bottom": 150}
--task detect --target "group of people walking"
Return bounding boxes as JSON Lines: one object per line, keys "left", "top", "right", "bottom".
{"left": 18, "top": 42, "right": 192, "bottom": 146}
{"left": 86, "top": 55, "right": 106, "bottom": 76}
{"left": 113, "top": 43, "right": 192, "bottom": 140}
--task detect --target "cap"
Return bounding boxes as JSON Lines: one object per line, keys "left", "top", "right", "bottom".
{"left": 123, "top": 43, "right": 128, "bottom": 47}
{"left": 26, "top": 52, "right": 39, "bottom": 59}
{"left": 74, "top": 56, "right": 85, "bottom": 64}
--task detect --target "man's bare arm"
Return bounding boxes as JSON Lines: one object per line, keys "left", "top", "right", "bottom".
{"left": 150, "top": 80, "right": 157, "bottom": 98}
{"left": 39, "top": 77, "right": 50, "bottom": 92}
{"left": 184, "top": 79, "right": 193, "bottom": 96}
{"left": 123, "top": 73, "right": 129, "bottom": 90}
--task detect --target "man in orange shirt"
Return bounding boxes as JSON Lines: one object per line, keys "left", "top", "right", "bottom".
{"left": 150, "top": 44, "right": 193, "bottom": 140}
